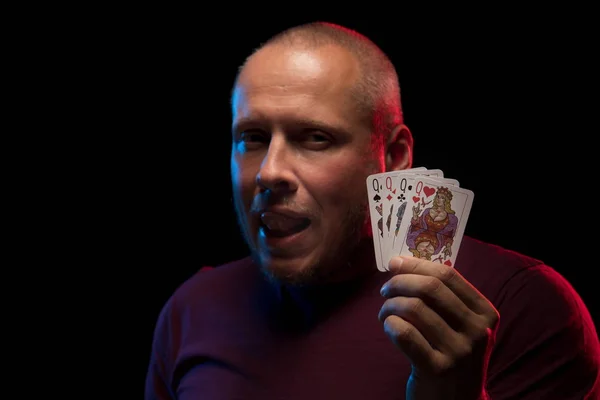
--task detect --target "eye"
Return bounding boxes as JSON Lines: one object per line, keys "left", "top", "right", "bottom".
{"left": 235, "top": 130, "right": 269, "bottom": 152}
{"left": 240, "top": 130, "right": 268, "bottom": 143}
{"left": 307, "top": 132, "right": 328, "bottom": 142}
{"left": 302, "top": 130, "right": 332, "bottom": 149}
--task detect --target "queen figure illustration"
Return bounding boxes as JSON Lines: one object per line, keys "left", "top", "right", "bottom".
{"left": 406, "top": 186, "right": 458, "bottom": 262}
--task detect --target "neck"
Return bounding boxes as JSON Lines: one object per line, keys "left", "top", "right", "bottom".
{"left": 293, "top": 237, "right": 377, "bottom": 287}
{"left": 261, "top": 238, "right": 378, "bottom": 327}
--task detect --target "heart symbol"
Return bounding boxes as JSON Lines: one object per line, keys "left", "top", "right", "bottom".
{"left": 444, "top": 260, "right": 452, "bottom": 266}
{"left": 423, "top": 186, "right": 435, "bottom": 197}
{"left": 412, "top": 196, "right": 420, "bottom": 203}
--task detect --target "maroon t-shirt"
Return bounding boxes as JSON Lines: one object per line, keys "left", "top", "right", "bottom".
{"left": 145, "top": 236, "right": 600, "bottom": 399}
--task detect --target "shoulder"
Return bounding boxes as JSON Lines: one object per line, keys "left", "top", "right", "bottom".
{"left": 456, "top": 236, "right": 542, "bottom": 298}
{"left": 459, "top": 237, "right": 600, "bottom": 397}
{"left": 145, "top": 257, "right": 260, "bottom": 395}
{"left": 457, "top": 236, "right": 598, "bottom": 353}
{"left": 163, "top": 256, "right": 258, "bottom": 313}
{"left": 458, "top": 236, "right": 542, "bottom": 272}
{"left": 176, "top": 257, "right": 256, "bottom": 291}
{"left": 456, "top": 236, "right": 590, "bottom": 313}
{"left": 149, "top": 256, "right": 260, "bottom": 350}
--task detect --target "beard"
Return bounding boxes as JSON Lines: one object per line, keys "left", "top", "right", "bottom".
{"left": 232, "top": 193, "right": 372, "bottom": 287}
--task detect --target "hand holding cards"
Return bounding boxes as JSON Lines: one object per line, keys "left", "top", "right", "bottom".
{"left": 366, "top": 167, "right": 474, "bottom": 271}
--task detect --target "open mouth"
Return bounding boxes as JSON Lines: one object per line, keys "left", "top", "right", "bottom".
{"left": 260, "top": 212, "right": 311, "bottom": 238}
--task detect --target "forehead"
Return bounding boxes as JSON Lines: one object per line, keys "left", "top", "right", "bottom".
{"left": 232, "top": 45, "right": 365, "bottom": 130}
{"left": 239, "top": 44, "right": 359, "bottom": 87}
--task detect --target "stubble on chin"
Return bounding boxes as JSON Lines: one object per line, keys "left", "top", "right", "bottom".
{"left": 248, "top": 201, "right": 372, "bottom": 287}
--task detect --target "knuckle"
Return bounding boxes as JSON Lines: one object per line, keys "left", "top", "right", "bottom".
{"left": 487, "top": 308, "right": 500, "bottom": 327}
{"left": 477, "top": 308, "right": 500, "bottom": 332}
{"left": 423, "top": 276, "right": 443, "bottom": 294}
{"left": 437, "top": 264, "right": 456, "bottom": 283}
{"left": 385, "top": 316, "right": 412, "bottom": 342}
{"left": 405, "top": 297, "right": 425, "bottom": 317}
{"left": 454, "top": 338, "right": 474, "bottom": 359}
{"left": 431, "top": 355, "right": 455, "bottom": 375}
{"left": 412, "top": 258, "right": 427, "bottom": 272}
{"left": 471, "top": 318, "right": 495, "bottom": 342}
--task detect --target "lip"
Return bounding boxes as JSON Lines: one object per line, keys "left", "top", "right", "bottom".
{"left": 258, "top": 222, "right": 312, "bottom": 253}
{"left": 256, "top": 206, "right": 308, "bottom": 220}
{"left": 252, "top": 205, "right": 313, "bottom": 254}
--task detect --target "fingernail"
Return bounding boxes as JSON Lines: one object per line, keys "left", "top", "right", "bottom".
{"left": 380, "top": 285, "right": 387, "bottom": 296}
{"left": 389, "top": 256, "right": 403, "bottom": 271}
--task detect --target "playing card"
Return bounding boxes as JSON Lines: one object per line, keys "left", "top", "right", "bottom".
{"left": 428, "top": 177, "right": 459, "bottom": 187}
{"left": 389, "top": 176, "right": 474, "bottom": 268}
{"left": 366, "top": 167, "right": 429, "bottom": 271}
{"left": 366, "top": 172, "right": 392, "bottom": 271}
{"left": 381, "top": 170, "right": 451, "bottom": 269}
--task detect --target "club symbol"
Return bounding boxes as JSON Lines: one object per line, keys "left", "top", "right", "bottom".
{"left": 397, "top": 193, "right": 406, "bottom": 201}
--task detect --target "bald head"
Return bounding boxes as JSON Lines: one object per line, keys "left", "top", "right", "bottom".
{"left": 232, "top": 22, "right": 404, "bottom": 144}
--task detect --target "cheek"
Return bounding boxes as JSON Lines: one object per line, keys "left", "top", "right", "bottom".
{"left": 308, "top": 164, "right": 368, "bottom": 211}
{"left": 231, "top": 157, "right": 257, "bottom": 195}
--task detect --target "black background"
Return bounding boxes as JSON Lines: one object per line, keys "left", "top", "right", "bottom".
{"left": 51, "top": 9, "right": 597, "bottom": 395}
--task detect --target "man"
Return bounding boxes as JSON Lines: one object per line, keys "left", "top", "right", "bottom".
{"left": 145, "top": 22, "right": 599, "bottom": 399}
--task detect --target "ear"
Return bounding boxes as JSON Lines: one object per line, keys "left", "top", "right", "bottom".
{"left": 385, "top": 124, "right": 413, "bottom": 171}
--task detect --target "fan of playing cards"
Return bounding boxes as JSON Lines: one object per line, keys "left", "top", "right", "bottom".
{"left": 367, "top": 167, "right": 474, "bottom": 272}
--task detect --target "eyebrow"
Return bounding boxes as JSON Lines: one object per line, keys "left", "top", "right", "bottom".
{"left": 232, "top": 115, "right": 350, "bottom": 136}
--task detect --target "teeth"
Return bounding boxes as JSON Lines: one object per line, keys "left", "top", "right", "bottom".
{"left": 261, "top": 214, "right": 306, "bottom": 232}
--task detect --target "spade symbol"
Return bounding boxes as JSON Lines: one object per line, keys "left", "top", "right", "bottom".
{"left": 373, "top": 194, "right": 381, "bottom": 202}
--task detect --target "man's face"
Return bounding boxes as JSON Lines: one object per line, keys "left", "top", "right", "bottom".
{"left": 230, "top": 44, "right": 381, "bottom": 284}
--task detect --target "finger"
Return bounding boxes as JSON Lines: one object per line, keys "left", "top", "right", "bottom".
{"left": 389, "top": 256, "right": 496, "bottom": 318}
{"left": 382, "top": 314, "right": 443, "bottom": 373}
{"left": 380, "top": 273, "right": 478, "bottom": 333}
{"left": 379, "top": 297, "right": 463, "bottom": 354}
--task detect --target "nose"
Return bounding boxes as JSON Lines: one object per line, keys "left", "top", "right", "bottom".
{"left": 256, "top": 135, "right": 298, "bottom": 195}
